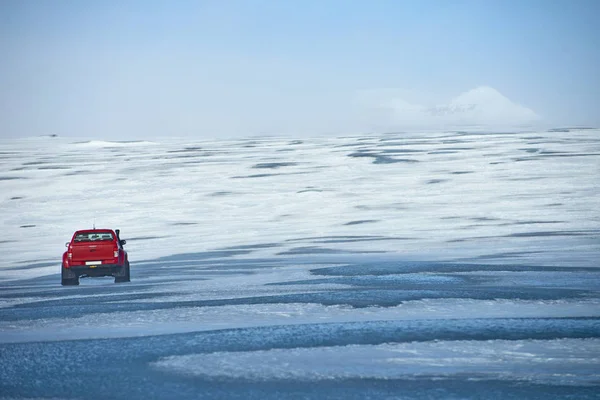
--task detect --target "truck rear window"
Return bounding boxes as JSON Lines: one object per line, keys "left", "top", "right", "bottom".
{"left": 74, "top": 232, "right": 114, "bottom": 242}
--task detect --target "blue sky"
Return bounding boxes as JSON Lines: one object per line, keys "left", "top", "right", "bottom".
{"left": 1, "top": 0, "right": 598, "bottom": 138}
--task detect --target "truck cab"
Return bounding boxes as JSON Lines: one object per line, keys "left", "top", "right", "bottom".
{"left": 61, "top": 228, "right": 130, "bottom": 285}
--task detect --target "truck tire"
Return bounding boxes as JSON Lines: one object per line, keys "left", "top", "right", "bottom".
{"left": 61, "top": 264, "right": 79, "bottom": 286}
{"left": 115, "top": 262, "right": 130, "bottom": 283}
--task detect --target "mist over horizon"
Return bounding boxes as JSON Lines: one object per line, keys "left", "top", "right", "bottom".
{"left": 1, "top": 84, "right": 581, "bottom": 142}
{"left": 6, "top": 85, "right": 589, "bottom": 142}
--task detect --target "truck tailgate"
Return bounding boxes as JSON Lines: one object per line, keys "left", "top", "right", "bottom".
{"left": 71, "top": 242, "right": 114, "bottom": 262}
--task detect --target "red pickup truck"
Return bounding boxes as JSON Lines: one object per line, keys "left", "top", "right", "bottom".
{"left": 61, "top": 228, "right": 130, "bottom": 285}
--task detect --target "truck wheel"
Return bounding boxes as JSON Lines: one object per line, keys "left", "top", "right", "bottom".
{"left": 61, "top": 265, "right": 79, "bottom": 286}
{"left": 115, "top": 263, "right": 130, "bottom": 283}
{"left": 125, "top": 262, "right": 131, "bottom": 282}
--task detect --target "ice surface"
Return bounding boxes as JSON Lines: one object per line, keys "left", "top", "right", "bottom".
{"left": 152, "top": 338, "right": 600, "bottom": 385}
{"left": 1, "top": 129, "right": 599, "bottom": 274}
{"left": 1, "top": 129, "right": 599, "bottom": 399}
{"left": 1, "top": 298, "right": 599, "bottom": 344}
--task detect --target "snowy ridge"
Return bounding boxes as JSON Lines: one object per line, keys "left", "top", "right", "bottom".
{"left": 71, "top": 140, "right": 159, "bottom": 148}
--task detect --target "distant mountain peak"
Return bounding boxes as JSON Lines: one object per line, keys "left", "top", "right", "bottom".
{"left": 370, "top": 86, "right": 541, "bottom": 130}
{"left": 450, "top": 86, "right": 517, "bottom": 108}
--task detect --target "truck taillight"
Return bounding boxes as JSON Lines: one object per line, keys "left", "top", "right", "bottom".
{"left": 68, "top": 252, "right": 72, "bottom": 259}
{"left": 114, "top": 250, "right": 119, "bottom": 258}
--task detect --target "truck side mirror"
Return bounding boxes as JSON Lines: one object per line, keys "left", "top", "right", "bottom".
{"left": 120, "top": 239, "right": 126, "bottom": 246}
{"left": 65, "top": 242, "right": 69, "bottom": 247}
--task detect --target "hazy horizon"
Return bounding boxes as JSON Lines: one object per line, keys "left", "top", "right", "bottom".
{"left": 1, "top": 0, "right": 599, "bottom": 140}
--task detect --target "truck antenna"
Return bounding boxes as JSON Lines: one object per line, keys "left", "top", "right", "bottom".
{"left": 93, "top": 217, "right": 96, "bottom": 230}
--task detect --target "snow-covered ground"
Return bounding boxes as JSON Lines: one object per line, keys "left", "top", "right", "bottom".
{"left": 0, "top": 128, "right": 599, "bottom": 399}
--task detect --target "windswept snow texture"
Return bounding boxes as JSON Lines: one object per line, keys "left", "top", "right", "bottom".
{"left": 1, "top": 129, "right": 600, "bottom": 399}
